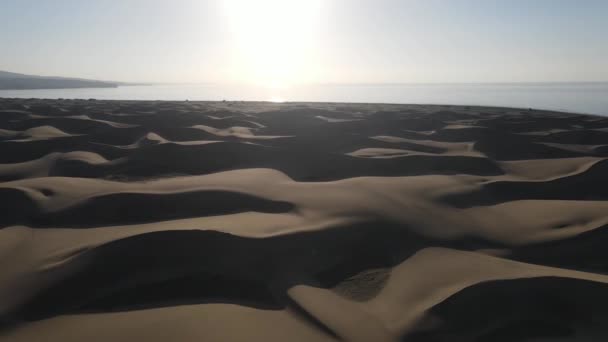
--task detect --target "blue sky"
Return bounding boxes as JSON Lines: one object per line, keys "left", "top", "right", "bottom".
{"left": 1, "top": 0, "right": 606, "bottom": 84}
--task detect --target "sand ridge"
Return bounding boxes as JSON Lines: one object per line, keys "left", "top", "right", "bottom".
{"left": 1, "top": 98, "right": 608, "bottom": 341}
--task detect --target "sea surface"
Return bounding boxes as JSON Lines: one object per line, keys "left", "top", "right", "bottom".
{"left": 1, "top": 82, "right": 607, "bottom": 116}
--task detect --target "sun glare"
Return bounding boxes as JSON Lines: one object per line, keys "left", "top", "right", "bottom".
{"left": 222, "top": 0, "right": 323, "bottom": 87}
{"left": 269, "top": 96, "right": 286, "bottom": 103}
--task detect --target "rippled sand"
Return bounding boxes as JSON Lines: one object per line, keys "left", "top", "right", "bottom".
{"left": 2, "top": 98, "right": 608, "bottom": 341}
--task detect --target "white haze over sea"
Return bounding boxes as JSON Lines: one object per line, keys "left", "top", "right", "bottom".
{"left": 1, "top": 82, "right": 607, "bottom": 116}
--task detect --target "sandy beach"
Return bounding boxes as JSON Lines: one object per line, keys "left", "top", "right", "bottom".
{"left": 1, "top": 98, "right": 608, "bottom": 341}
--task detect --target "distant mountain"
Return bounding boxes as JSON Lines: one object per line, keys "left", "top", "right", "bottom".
{"left": 0, "top": 71, "right": 119, "bottom": 90}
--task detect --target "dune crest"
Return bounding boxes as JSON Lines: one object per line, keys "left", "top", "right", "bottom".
{"left": 1, "top": 98, "right": 608, "bottom": 341}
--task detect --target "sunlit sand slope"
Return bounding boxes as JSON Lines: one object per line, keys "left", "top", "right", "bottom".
{"left": 2, "top": 98, "right": 608, "bottom": 341}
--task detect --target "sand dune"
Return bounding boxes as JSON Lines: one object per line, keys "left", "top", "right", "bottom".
{"left": 5, "top": 126, "right": 74, "bottom": 142}
{"left": 191, "top": 124, "right": 291, "bottom": 139}
{"left": 0, "top": 151, "right": 114, "bottom": 181}
{"left": 1, "top": 98, "right": 608, "bottom": 341}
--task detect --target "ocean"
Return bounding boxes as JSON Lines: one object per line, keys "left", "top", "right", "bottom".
{"left": 1, "top": 82, "right": 607, "bottom": 116}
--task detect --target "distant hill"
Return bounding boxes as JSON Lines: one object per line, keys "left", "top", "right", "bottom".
{"left": 0, "top": 71, "right": 119, "bottom": 90}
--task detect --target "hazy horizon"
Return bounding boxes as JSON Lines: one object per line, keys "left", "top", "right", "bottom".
{"left": 2, "top": 0, "right": 607, "bottom": 86}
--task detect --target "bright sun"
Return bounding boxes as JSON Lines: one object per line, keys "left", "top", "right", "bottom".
{"left": 222, "top": 0, "right": 323, "bottom": 88}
